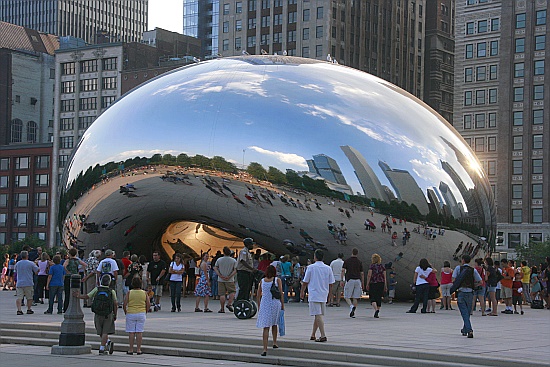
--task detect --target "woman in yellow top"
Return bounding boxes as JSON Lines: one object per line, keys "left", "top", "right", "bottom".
{"left": 123, "top": 276, "right": 150, "bottom": 355}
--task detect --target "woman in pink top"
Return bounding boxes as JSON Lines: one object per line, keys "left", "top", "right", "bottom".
{"left": 439, "top": 261, "right": 454, "bottom": 310}
{"left": 35, "top": 252, "right": 52, "bottom": 304}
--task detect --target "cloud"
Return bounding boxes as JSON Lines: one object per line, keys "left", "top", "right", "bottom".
{"left": 247, "top": 146, "right": 308, "bottom": 168}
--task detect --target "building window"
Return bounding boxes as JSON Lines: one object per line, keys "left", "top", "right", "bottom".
{"left": 478, "top": 20, "right": 487, "bottom": 33}
{"left": 0, "top": 158, "right": 8, "bottom": 170}
{"left": 302, "top": 46, "right": 310, "bottom": 57}
{"left": 512, "top": 160, "right": 523, "bottom": 175}
{"left": 288, "top": 11, "right": 297, "bottom": 24}
{"left": 530, "top": 233, "right": 543, "bottom": 243}
{"left": 534, "top": 85, "right": 544, "bottom": 100}
{"left": 0, "top": 176, "right": 8, "bottom": 188}
{"left": 535, "top": 35, "right": 546, "bottom": 51}
{"left": 61, "top": 99, "right": 75, "bottom": 112}
{"left": 247, "top": 36, "right": 256, "bottom": 47}
{"left": 316, "top": 26, "right": 323, "bottom": 38}
{"left": 488, "top": 160, "right": 496, "bottom": 175}
{"left": 466, "top": 22, "right": 474, "bottom": 35}
{"left": 533, "top": 109, "right": 544, "bottom": 124}
{"left": 487, "top": 89, "right": 496, "bottom": 104}
{"left": 513, "top": 136, "right": 523, "bottom": 150}
{"left": 490, "top": 40, "right": 498, "bottom": 56}
{"left": 489, "top": 65, "right": 498, "bottom": 80}
{"left": 488, "top": 113, "right": 496, "bottom": 127}
{"left": 35, "top": 192, "right": 48, "bottom": 206}
{"left": 273, "top": 13, "right": 282, "bottom": 25}
{"left": 515, "top": 38, "right": 525, "bottom": 53}
{"left": 80, "top": 59, "right": 98, "bottom": 73}
{"left": 80, "top": 78, "right": 98, "bottom": 91}
{"left": 61, "top": 80, "right": 75, "bottom": 93}
{"left": 476, "top": 90, "right": 485, "bottom": 105}
{"left": 248, "top": 18, "right": 256, "bottom": 29}
{"left": 476, "top": 66, "right": 486, "bottom": 81}
{"left": 514, "top": 87, "right": 524, "bottom": 102}
{"left": 260, "top": 34, "right": 270, "bottom": 45}
{"left": 532, "top": 183, "right": 543, "bottom": 199}
{"left": 14, "top": 212, "right": 27, "bottom": 227}
{"left": 101, "top": 96, "right": 116, "bottom": 109}
{"left": 532, "top": 209, "right": 543, "bottom": 223}
{"left": 512, "top": 210, "right": 523, "bottom": 224}
{"left": 27, "top": 121, "right": 37, "bottom": 143}
{"left": 235, "top": 20, "right": 242, "bottom": 31}
{"left": 236, "top": 1, "right": 242, "bottom": 13}
{"left": 102, "top": 77, "right": 117, "bottom": 89}
{"left": 464, "top": 114, "right": 472, "bottom": 129}
{"left": 534, "top": 60, "right": 544, "bottom": 75}
{"left": 536, "top": 10, "right": 547, "bottom": 25}
{"left": 102, "top": 58, "right": 117, "bottom": 70}
{"left": 261, "top": 15, "right": 270, "bottom": 27}
{"left": 14, "top": 193, "right": 28, "bottom": 207}
{"left": 514, "top": 62, "right": 525, "bottom": 78}
{"left": 317, "top": 6, "right": 324, "bottom": 19}
{"left": 488, "top": 137, "right": 496, "bottom": 151}
{"left": 223, "top": 21, "right": 229, "bottom": 33}
{"left": 302, "top": 28, "right": 310, "bottom": 40}
{"left": 512, "top": 184, "right": 522, "bottom": 199}
{"left": 0, "top": 213, "right": 6, "bottom": 226}
{"left": 513, "top": 111, "right": 523, "bottom": 126}
{"left": 34, "top": 212, "right": 47, "bottom": 226}
{"left": 465, "top": 68, "right": 473, "bottom": 82}
{"left": 464, "top": 91, "right": 472, "bottom": 106}
{"left": 59, "top": 155, "right": 69, "bottom": 168}
{"left": 533, "top": 134, "right": 543, "bottom": 149}
{"left": 475, "top": 137, "right": 485, "bottom": 152}
{"left": 532, "top": 159, "right": 543, "bottom": 174}
{"left": 508, "top": 233, "right": 521, "bottom": 247}
{"left": 0, "top": 193, "right": 6, "bottom": 207}
{"left": 222, "top": 39, "right": 229, "bottom": 51}
{"left": 15, "top": 175, "right": 29, "bottom": 187}
{"left": 14, "top": 157, "right": 29, "bottom": 169}
{"left": 475, "top": 113, "right": 485, "bottom": 128}
{"left": 35, "top": 174, "right": 49, "bottom": 187}
{"left": 78, "top": 116, "right": 95, "bottom": 129}
{"left": 466, "top": 44, "right": 473, "bottom": 59}
{"left": 10, "top": 119, "right": 22, "bottom": 142}
{"left": 261, "top": 0, "right": 269, "bottom": 9}
{"left": 79, "top": 97, "right": 97, "bottom": 110}
{"left": 477, "top": 42, "right": 486, "bottom": 57}
{"left": 315, "top": 45, "right": 323, "bottom": 57}
{"left": 303, "top": 8, "right": 310, "bottom": 21}
{"left": 62, "top": 62, "right": 76, "bottom": 75}
{"left": 516, "top": 13, "right": 526, "bottom": 29}
{"left": 491, "top": 18, "right": 500, "bottom": 31}
{"left": 287, "top": 30, "right": 296, "bottom": 42}
{"left": 35, "top": 156, "right": 49, "bottom": 169}
{"left": 223, "top": 3, "right": 229, "bottom": 14}
{"left": 272, "top": 33, "right": 281, "bottom": 44}
{"left": 60, "top": 136, "right": 74, "bottom": 149}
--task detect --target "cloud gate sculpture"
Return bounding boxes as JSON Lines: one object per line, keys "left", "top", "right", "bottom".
{"left": 60, "top": 55, "right": 496, "bottom": 298}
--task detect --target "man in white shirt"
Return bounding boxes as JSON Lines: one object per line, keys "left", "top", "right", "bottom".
{"left": 96, "top": 249, "right": 119, "bottom": 288}
{"left": 301, "top": 250, "right": 335, "bottom": 342}
{"left": 329, "top": 253, "right": 344, "bottom": 307}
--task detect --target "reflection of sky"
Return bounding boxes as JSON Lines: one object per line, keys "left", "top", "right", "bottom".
{"left": 68, "top": 57, "right": 485, "bottom": 211}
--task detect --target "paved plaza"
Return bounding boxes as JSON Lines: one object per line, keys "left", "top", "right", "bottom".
{"left": 1, "top": 289, "right": 548, "bottom": 366}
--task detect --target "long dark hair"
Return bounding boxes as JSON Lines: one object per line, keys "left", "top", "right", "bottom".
{"left": 419, "top": 258, "right": 430, "bottom": 271}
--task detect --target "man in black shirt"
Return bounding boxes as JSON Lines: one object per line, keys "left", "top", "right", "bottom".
{"left": 147, "top": 251, "right": 167, "bottom": 310}
{"left": 341, "top": 248, "right": 364, "bottom": 318}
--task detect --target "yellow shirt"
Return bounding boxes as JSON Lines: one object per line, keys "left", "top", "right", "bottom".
{"left": 127, "top": 289, "right": 147, "bottom": 314}
{"left": 521, "top": 266, "right": 531, "bottom": 283}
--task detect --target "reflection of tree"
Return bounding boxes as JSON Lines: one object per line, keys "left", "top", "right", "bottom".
{"left": 247, "top": 162, "right": 267, "bottom": 179}
{"left": 267, "top": 166, "right": 287, "bottom": 184}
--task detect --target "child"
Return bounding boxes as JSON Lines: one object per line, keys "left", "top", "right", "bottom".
{"left": 146, "top": 285, "right": 160, "bottom": 312}
{"left": 388, "top": 272, "right": 397, "bottom": 304}
{"left": 512, "top": 273, "right": 524, "bottom": 315}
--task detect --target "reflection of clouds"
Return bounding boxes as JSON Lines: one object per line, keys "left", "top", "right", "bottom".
{"left": 300, "top": 84, "right": 323, "bottom": 93}
{"left": 410, "top": 159, "right": 465, "bottom": 205}
{"left": 248, "top": 146, "right": 308, "bottom": 168}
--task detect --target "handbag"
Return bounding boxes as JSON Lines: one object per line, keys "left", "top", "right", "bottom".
{"left": 270, "top": 278, "right": 281, "bottom": 299}
{"left": 278, "top": 309, "right": 285, "bottom": 336}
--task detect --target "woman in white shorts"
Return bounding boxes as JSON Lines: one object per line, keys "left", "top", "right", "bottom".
{"left": 123, "top": 276, "right": 150, "bottom": 355}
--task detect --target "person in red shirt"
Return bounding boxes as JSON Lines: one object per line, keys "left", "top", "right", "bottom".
{"left": 500, "top": 259, "right": 515, "bottom": 314}
{"left": 257, "top": 253, "right": 272, "bottom": 274}
{"left": 512, "top": 273, "right": 524, "bottom": 315}
{"left": 121, "top": 251, "right": 132, "bottom": 295}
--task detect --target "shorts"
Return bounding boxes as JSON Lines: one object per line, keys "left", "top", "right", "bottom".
{"left": 501, "top": 286, "right": 512, "bottom": 299}
{"left": 428, "top": 286, "right": 439, "bottom": 300}
{"left": 94, "top": 313, "right": 116, "bottom": 335}
{"left": 473, "top": 286, "right": 486, "bottom": 297}
{"left": 512, "top": 295, "right": 523, "bottom": 306}
{"left": 486, "top": 286, "right": 497, "bottom": 293}
{"left": 440, "top": 283, "right": 452, "bottom": 297}
{"left": 309, "top": 301, "right": 326, "bottom": 316}
{"left": 344, "top": 279, "right": 362, "bottom": 299}
{"left": 388, "top": 289, "right": 395, "bottom": 298}
{"left": 153, "top": 284, "right": 163, "bottom": 296}
{"left": 16, "top": 286, "right": 33, "bottom": 300}
{"left": 125, "top": 312, "right": 146, "bottom": 333}
{"left": 331, "top": 280, "right": 343, "bottom": 299}
{"left": 218, "top": 281, "right": 236, "bottom": 296}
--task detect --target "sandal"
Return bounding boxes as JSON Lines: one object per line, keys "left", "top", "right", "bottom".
{"left": 126, "top": 351, "right": 134, "bottom": 355}
{"left": 315, "top": 336, "right": 328, "bottom": 342}
{"left": 218, "top": 309, "right": 225, "bottom": 313}
{"left": 204, "top": 308, "right": 212, "bottom": 313}
{"left": 310, "top": 336, "right": 316, "bottom": 341}
{"left": 136, "top": 351, "right": 143, "bottom": 355}
{"left": 195, "top": 308, "right": 202, "bottom": 312}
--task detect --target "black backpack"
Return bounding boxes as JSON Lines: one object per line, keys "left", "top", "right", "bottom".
{"left": 450, "top": 266, "right": 474, "bottom": 294}
{"left": 91, "top": 286, "right": 113, "bottom": 317}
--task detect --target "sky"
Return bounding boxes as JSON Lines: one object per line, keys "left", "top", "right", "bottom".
{"left": 148, "top": 0, "right": 183, "bottom": 33}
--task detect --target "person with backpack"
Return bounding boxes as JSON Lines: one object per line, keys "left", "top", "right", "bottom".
{"left": 452, "top": 254, "right": 482, "bottom": 338}
{"left": 74, "top": 274, "right": 118, "bottom": 354}
{"left": 63, "top": 248, "right": 87, "bottom": 312}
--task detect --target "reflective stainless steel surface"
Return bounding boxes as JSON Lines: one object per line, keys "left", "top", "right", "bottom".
{"left": 60, "top": 56, "right": 495, "bottom": 298}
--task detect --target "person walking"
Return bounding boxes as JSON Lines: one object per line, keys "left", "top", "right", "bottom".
{"left": 406, "top": 258, "right": 433, "bottom": 314}
{"left": 342, "top": 248, "right": 364, "bottom": 318}
{"left": 452, "top": 255, "right": 482, "bottom": 338}
{"left": 168, "top": 253, "right": 185, "bottom": 312}
{"left": 366, "top": 253, "right": 386, "bottom": 318}
{"left": 329, "top": 253, "right": 344, "bottom": 307}
{"left": 300, "top": 250, "right": 335, "bottom": 342}
{"left": 256, "top": 265, "right": 284, "bottom": 356}
{"left": 123, "top": 276, "right": 150, "bottom": 355}
{"left": 14, "top": 251, "right": 39, "bottom": 315}
{"left": 214, "top": 246, "right": 237, "bottom": 313}
{"left": 146, "top": 251, "right": 166, "bottom": 310}
{"left": 194, "top": 252, "right": 213, "bottom": 312}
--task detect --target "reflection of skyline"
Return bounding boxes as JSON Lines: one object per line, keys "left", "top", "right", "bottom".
{"left": 378, "top": 161, "right": 429, "bottom": 215}
{"left": 439, "top": 181, "right": 463, "bottom": 219}
{"left": 307, "top": 154, "right": 348, "bottom": 185}
{"left": 340, "top": 145, "right": 388, "bottom": 202}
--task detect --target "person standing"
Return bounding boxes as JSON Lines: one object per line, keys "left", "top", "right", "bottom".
{"left": 519, "top": 261, "right": 531, "bottom": 303}
{"left": 452, "top": 254, "right": 482, "bottom": 338}
{"left": 329, "top": 253, "right": 344, "bottom": 307}
{"left": 34, "top": 252, "right": 51, "bottom": 304}
{"left": 63, "top": 248, "right": 87, "bottom": 312}
{"left": 256, "top": 265, "right": 284, "bottom": 356}
{"left": 341, "top": 248, "right": 364, "bottom": 318}
{"left": 14, "top": 251, "right": 39, "bottom": 315}
{"left": 500, "top": 259, "right": 515, "bottom": 314}
{"left": 300, "top": 250, "right": 335, "bottom": 342}
{"left": 280, "top": 255, "right": 292, "bottom": 303}
{"left": 82, "top": 250, "right": 101, "bottom": 307}
{"left": 168, "top": 253, "right": 185, "bottom": 312}
{"left": 194, "top": 252, "right": 213, "bottom": 312}
{"left": 236, "top": 238, "right": 256, "bottom": 301}
{"left": 123, "top": 276, "right": 150, "bottom": 355}
{"left": 214, "top": 246, "right": 237, "bottom": 313}
{"left": 484, "top": 257, "right": 499, "bottom": 316}
{"left": 45, "top": 255, "right": 65, "bottom": 314}
{"left": 146, "top": 251, "right": 166, "bottom": 310}
{"left": 406, "top": 258, "right": 433, "bottom": 314}
{"left": 96, "top": 249, "right": 119, "bottom": 287}
{"left": 366, "top": 253, "right": 386, "bottom": 318}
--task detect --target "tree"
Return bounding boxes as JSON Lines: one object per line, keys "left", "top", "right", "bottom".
{"left": 211, "top": 156, "right": 237, "bottom": 173}
{"left": 247, "top": 162, "right": 267, "bottom": 179}
{"left": 192, "top": 154, "right": 211, "bottom": 168}
{"left": 514, "top": 240, "right": 550, "bottom": 266}
{"left": 267, "top": 166, "right": 287, "bottom": 184}
{"left": 176, "top": 153, "right": 191, "bottom": 167}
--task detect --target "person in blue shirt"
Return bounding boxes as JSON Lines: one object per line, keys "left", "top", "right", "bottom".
{"left": 45, "top": 255, "right": 66, "bottom": 314}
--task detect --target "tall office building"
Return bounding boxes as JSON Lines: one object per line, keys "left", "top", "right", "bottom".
{"left": 0, "top": 0, "right": 148, "bottom": 44}
{"left": 378, "top": 161, "right": 429, "bottom": 215}
{"left": 439, "top": 181, "right": 463, "bottom": 219}
{"left": 196, "top": 0, "right": 425, "bottom": 97}
{"left": 340, "top": 145, "right": 387, "bottom": 202}
{"left": 454, "top": 1, "right": 549, "bottom": 249}
{"left": 307, "top": 154, "right": 347, "bottom": 185}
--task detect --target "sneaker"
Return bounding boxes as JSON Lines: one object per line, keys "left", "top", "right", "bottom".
{"left": 485, "top": 308, "right": 491, "bottom": 313}
{"left": 17, "top": 310, "right": 24, "bottom": 315}
{"left": 107, "top": 340, "right": 114, "bottom": 355}
{"left": 57, "top": 310, "right": 63, "bottom": 314}
{"left": 98, "top": 349, "right": 106, "bottom": 355}
{"left": 514, "top": 311, "right": 519, "bottom": 314}
{"left": 26, "top": 309, "right": 34, "bottom": 314}
{"left": 374, "top": 310, "right": 379, "bottom": 318}
{"left": 44, "top": 310, "right": 52, "bottom": 314}
{"left": 521, "top": 311, "right": 524, "bottom": 315}
{"left": 226, "top": 304, "right": 234, "bottom": 312}
{"left": 467, "top": 332, "right": 474, "bottom": 338}
{"left": 350, "top": 306, "right": 356, "bottom": 318}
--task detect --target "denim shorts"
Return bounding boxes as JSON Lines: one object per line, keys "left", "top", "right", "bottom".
{"left": 486, "top": 286, "right": 496, "bottom": 293}
{"left": 473, "top": 286, "right": 486, "bottom": 296}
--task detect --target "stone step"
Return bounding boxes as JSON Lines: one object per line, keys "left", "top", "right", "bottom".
{"left": 0, "top": 325, "right": 523, "bottom": 367}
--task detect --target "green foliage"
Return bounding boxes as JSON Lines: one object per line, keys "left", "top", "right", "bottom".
{"left": 267, "top": 166, "right": 287, "bottom": 184}
{"left": 191, "top": 154, "right": 211, "bottom": 168}
{"left": 0, "top": 236, "right": 66, "bottom": 260}
{"left": 514, "top": 240, "right": 550, "bottom": 266}
{"left": 211, "top": 156, "right": 237, "bottom": 173}
{"left": 247, "top": 162, "right": 267, "bottom": 179}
